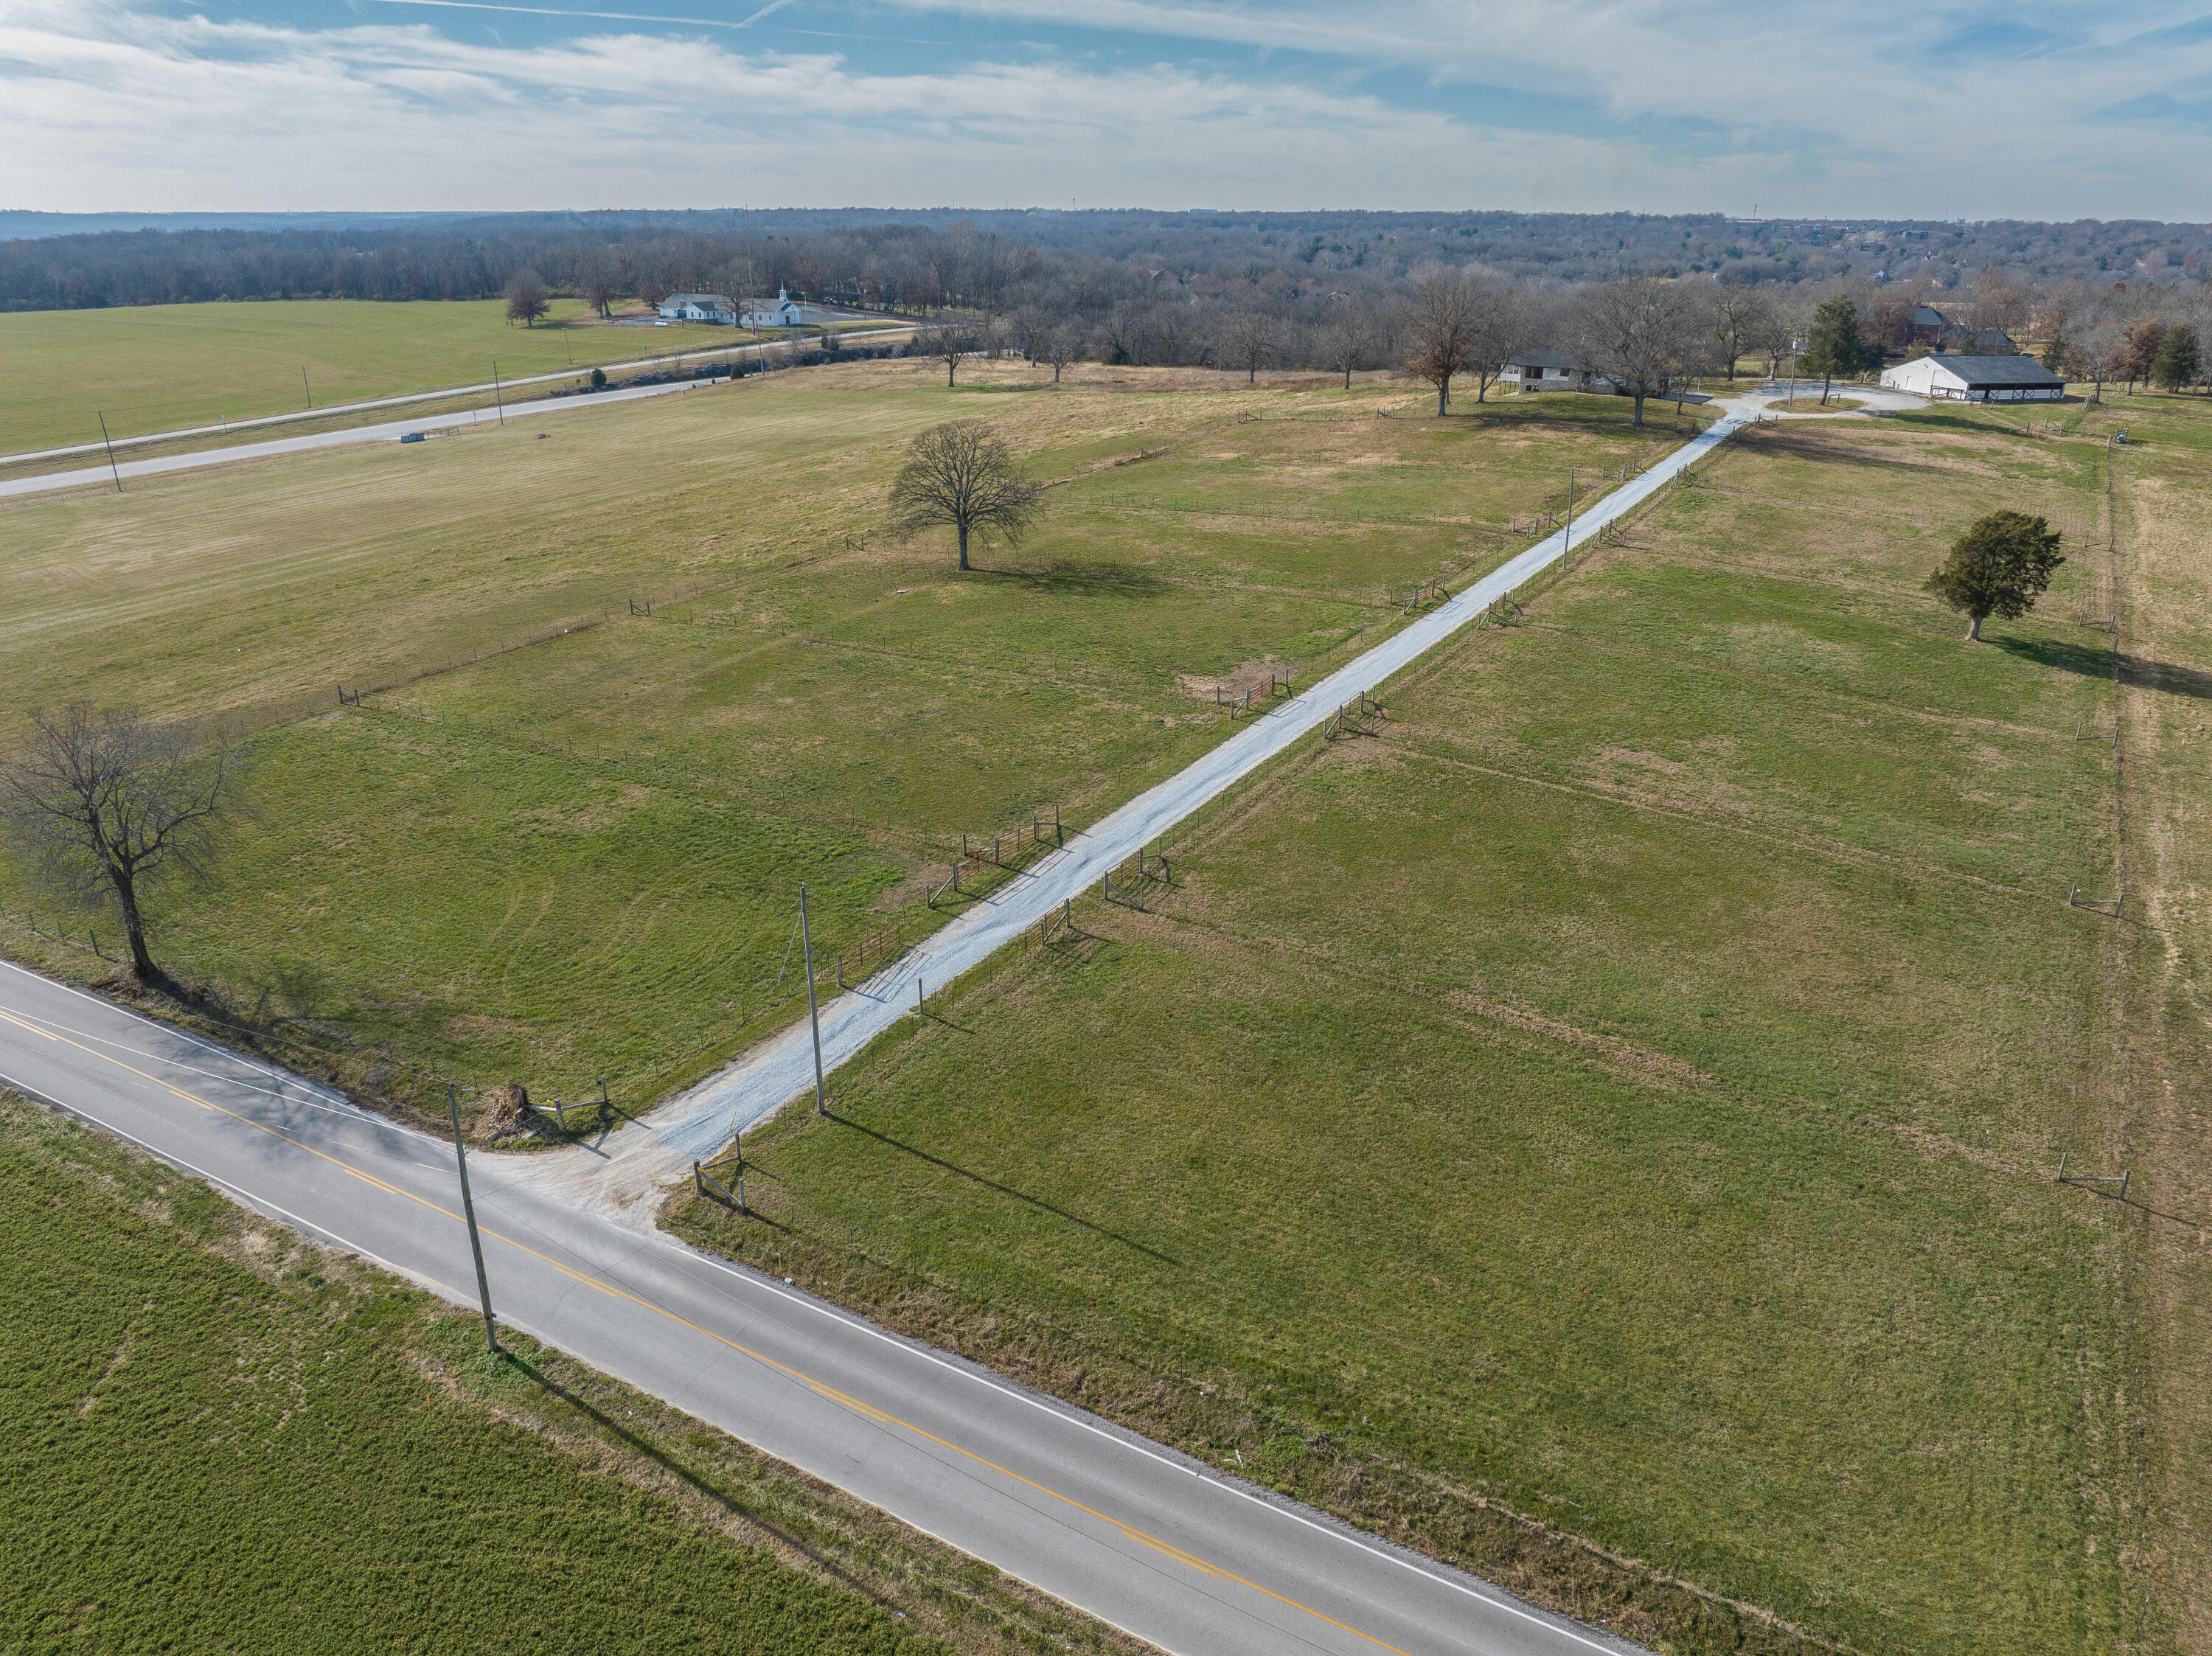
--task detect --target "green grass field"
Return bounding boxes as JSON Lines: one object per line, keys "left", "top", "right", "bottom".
{"left": 670, "top": 409, "right": 2147, "bottom": 1654}
{"left": 0, "top": 361, "right": 1693, "bottom": 1120}
{"left": 0, "top": 1094, "right": 1144, "bottom": 1656}
{"left": 11, "top": 355, "right": 2183, "bottom": 1649}
{"left": 0, "top": 297, "right": 768, "bottom": 452}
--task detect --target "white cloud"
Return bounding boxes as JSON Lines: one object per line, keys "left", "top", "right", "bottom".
{"left": 1, "top": 0, "right": 2208, "bottom": 215}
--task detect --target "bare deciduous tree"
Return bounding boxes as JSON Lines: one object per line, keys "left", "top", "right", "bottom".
{"left": 1315, "top": 305, "right": 1376, "bottom": 389}
{"left": 1573, "top": 276, "right": 1700, "bottom": 427}
{"left": 1404, "top": 271, "right": 1482, "bottom": 415}
{"left": 580, "top": 262, "right": 619, "bottom": 319}
{"left": 917, "top": 319, "right": 977, "bottom": 386}
{"left": 888, "top": 421, "right": 1043, "bottom": 571}
{"left": 1042, "top": 324, "right": 1076, "bottom": 385}
{"left": 1216, "top": 309, "right": 1279, "bottom": 383}
{"left": 1404, "top": 271, "right": 1521, "bottom": 414}
{"left": 2, "top": 706, "right": 243, "bottom": 987}
{"left": 1709, "top": 288, "right": 1775, "bottom": 381}
{"left": 503, "top": 269, "right": 549, "bottom": 327}
{"left": 1464, "top": 281, "right": 1528, "bottom": 403}
{"left": 1010, "top": 306, "right": 1054, "bottom": 366}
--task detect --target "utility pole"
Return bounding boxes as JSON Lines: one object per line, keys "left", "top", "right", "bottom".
{"left": 445, "top": 1083, "right": 501, "bottom": 1354}
{"left": 492, "top": 359, "right": 505, "bottom": 426}
{"left": 1565, "top": 466, "right": 1576, "bottom": 558}
{"left": 96, "top": 412, "right": 123, "bottom": 493}
{"left": 799, "top": 886, "right": 828, "bottom": 1116}
{"left": 302, "top": 366, "right": 313, "bottom": 409}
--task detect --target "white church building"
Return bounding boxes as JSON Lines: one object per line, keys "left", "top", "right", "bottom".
{"left": 741, "top": 286, "right": 805, "bottom": 327}
{"left": 655, "top": 286, "right": 809, "bottom": 327}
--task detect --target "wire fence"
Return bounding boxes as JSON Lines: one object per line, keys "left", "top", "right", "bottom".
{"left": 929, "top": 807, "right": 1067, "bottom": 906}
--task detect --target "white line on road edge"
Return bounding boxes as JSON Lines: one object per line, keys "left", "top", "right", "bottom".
{"left": 0, "top": 1060, "right": 451, "bottom": 1300}
{"left": 660, "top": 1231, "right": 1632, "bottom": 1654}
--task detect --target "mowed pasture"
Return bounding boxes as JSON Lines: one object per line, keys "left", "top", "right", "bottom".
{"left": 0, "top": 359, "right": 1693, "bottom": 1116}
{"left": 0, "top": 296, "right": 753, "bottom": 452}
{"left": 0, "top": 1094, "right": 1144, "bottom": 1656}
{"left": 676, "top": 410, "right": 2146, "bottom": 1654}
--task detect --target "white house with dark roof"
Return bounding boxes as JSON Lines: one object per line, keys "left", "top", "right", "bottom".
{"left": 1880, "top": 354, "right": 2066, "bottom": 403}
{"left": 1499, "top": 350, "right": 1615, "bottom": 393}
{"left": 658, "top": 293, "right": 737, "bottom": 323}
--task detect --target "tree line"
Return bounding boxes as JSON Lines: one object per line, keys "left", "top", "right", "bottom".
{"left": 10, "top": 205, "right": 2212, "bottom": 321}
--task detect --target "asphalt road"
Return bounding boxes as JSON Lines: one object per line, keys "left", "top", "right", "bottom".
{"left": 0, "top": 959, "right": 1647, "bottom": 1656}
{"left": 0, "top": 376, "right": 722, "bottom": 500}
{"left": 3, "top": 321, "right": 912, "bottom": 468}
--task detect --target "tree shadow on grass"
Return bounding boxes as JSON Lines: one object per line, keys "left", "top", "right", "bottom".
{"left": 827, "top": 1112, "right": 1184, "bottom": 1268}
{"left": 1740, "top": 424, "right": 1975, "bottom": 480}
{"left": 1992, "top": 635, "right": 2212, "bottom": 701}
{"left": 967, "top": 560, "right": 1175, "bottom": 599}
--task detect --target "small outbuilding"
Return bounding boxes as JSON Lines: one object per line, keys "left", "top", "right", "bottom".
{"left": 1499, "top": 350, "right": 1615, "bottom": 394}
{"left": 1880, "top": 354, "right": 2066, "bottom": 403}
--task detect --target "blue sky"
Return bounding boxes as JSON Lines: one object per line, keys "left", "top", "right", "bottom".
{"left": 3, "top": 1, "right": 2206, "bottom": 218}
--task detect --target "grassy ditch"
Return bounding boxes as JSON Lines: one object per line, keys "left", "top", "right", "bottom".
{"left": 0, "top": 1093, "right": 1145, "bottom": 1656}
{"left": 669, "top": 408, "right": 2143, "bottom": 1654}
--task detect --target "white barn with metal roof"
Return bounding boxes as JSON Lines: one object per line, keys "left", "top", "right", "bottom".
{"left": 1880, "top": 354, "right": 2065, "bottom": 403}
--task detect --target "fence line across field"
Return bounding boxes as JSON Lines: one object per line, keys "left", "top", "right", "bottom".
{"left": 504, "top": 406, "right": 1756, "bottom": 1163}
{"left": 929, "top": 806, "right": 1067, "bottom": 908}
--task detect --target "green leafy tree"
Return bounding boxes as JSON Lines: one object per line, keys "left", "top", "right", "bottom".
{"left": 1924, "top": 511, "right": 2065, "bottom": 642}
{"left": 1798, "top": 296, "right": 1882, "bottom": 404}
{"left": 2152, "top": 324, "right": 2202, "bottom": 392}
{"left": 2039, "top": 334, "right": 2072, "bottom": 375}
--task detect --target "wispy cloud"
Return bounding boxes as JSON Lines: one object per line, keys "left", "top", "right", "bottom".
{"left": 2, "top": 0, "right": 2209, "bottom": 216}
{"left": 369, "top": 0, "right": 761, "bottom": 28}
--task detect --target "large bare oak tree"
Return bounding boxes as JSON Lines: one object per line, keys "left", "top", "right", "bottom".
{"left": 2, "top": 706, "right": 242, "bottom": 987}
{"left": 1404, "top": 271, "right": 1519, "bottom": 414}
{"left": 888, "top": 421, "right": 1043, "bottom": 571}
{"left": 1572, "top": 276, "right": 1700, "bottom": 427}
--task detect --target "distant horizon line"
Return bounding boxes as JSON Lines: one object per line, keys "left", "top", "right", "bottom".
{"left": 4, "top": 206, "right": 2208, "bottom": 231}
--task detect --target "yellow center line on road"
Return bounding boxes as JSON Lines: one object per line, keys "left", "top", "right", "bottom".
{"left": 6, "top": 1003, "right": 1420, "bottom": 1656}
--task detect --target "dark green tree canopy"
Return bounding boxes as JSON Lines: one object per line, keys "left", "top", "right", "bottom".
{"left": 1924, "top": 511, "right": 2065, "bottom": 641}
{"left": 2152, "top": 324, "right": 2202, "bottom": 392}
{"left": 1798, "top": 296, "right": 1883, "bottom": 402}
